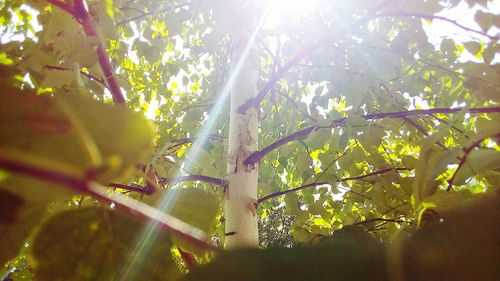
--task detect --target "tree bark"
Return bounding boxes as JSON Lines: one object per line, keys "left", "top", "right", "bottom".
{"left": 224, "top": 33, "right": 260, "bottom": 249}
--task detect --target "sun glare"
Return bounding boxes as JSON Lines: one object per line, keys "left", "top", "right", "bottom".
{"left": 265, "top": 0, "right": 320, "bottom": 27}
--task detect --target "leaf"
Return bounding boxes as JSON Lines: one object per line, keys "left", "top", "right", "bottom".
{"left": 475, "top": 10, "right": 494, "bottom": 32}
{"left": 284, "top": 193, "right": 299, "bottom": 215}
{"left": 296, "top": 152, "right": 311, "bottom": 176}
{"left": 338, "top": 126, "right": 351, "bottom": 151}
{"left": 159, "top": 188, "right": 219, "bottom": 234}
{"left": 0, "top": 91, "right": 154, "bottom": 185}
{"left": 258, "top": 183, "right": 273, "bottom": 197}
{"left": 463, "top": 41, "right": 482, "bottom": 57}
{"left": 29, "top": 208, "right": 182, "bottom": 281}
{"left": 0, "top": 161, "right": 75, "bottom": 265}
{"left": 454, "top": 149, "right": 500, "bottom": 185}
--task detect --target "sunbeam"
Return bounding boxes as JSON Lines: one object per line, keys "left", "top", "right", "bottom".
{"left": 114, "top": 8, "right": 269, "bottom": 280}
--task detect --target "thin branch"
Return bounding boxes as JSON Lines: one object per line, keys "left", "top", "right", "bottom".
{"left": 401, "top": 116, "right": 446, "bottom": 149}
{"left": 353, "top": 218, "right": 406, "bottom": 226}
{"left": 43, "top": 65, "right": 106, "bottom": 87}
{"left": 159, "top": 175, "right": 226, "bottom": 186}
{"left": 238, "top": 38, "right": 332, "bottom": 114}
{"left": 50, "top": 0, "right": 126, "bottom": 104}
{"left": 447, "top": 132, "right": 500, "bottom": 190}
{"left": 116, "top": 2, "right": 192, "bottom": 26}
{"left": 109, "top": 183, "right": 155, "bottom": 195}
{"left": 367, "top": 12, "right": 499, "bottom": 41}
{"left": 256, "top": 167, "right": 408, "bottom": 204}
{"left": 244, "top": 107, "right": 500, "bottom": 166}
{"left": 0, "top": 156, "right": 216, "bottom": 250}
{"left": 178, "top": 247, "right": 197, "bottom": 269}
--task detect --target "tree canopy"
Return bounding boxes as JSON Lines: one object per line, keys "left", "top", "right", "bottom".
{"left": 1, "top": 0, "right": 499, "bottom": 280}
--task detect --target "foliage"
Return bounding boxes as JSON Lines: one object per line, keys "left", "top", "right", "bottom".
{"left": 1, "top": 0, "right": 500, "bottom": 280}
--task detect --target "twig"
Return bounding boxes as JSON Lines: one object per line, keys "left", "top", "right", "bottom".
{"left": 447, "top": 133, "right": 500, "bottom": 190}
{"left": 244, "top": 107, "right": 500, "bottom": 166}
{"left": 177, "top": 247, "right": 197, "bottom": 269}
{"left": 366, "top": 12, "right": 499, "bottom": 41}
{"left": 43, "top": 64, "right": 106, "bottom": 87}
{"left": 353, "top": 218, "right": 406, "bottom": 226}
{"left": 238, "top": 38, "right": 332, "bottom": 114}
{"left": 256, "top": 167, "right": 409, "bottom": 204}
{"left": 401, "top": 116, "right": 446, "bottom": 149}
{"left": 159, "top": 175, "right": 226, "bottom": 186}
{"left": 109, "top": 183, "right": 155, "bottom": 195}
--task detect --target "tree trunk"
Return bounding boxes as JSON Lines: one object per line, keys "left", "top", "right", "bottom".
{"left": 224, "top": 34, "right": 260, "bottom": 249}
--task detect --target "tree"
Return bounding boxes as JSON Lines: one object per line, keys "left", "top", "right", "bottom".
{"left": 1, "top": 0, "right": 499, "bottom": 280}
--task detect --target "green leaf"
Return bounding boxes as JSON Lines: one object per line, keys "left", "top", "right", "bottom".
{"left": 338, "top": 126, "right": 351, "bottom": 151}
{"left": 159, "top": 188, "right": 219, "bottom": 234}
{"left": 0, "top": 170, "right": 77, "bottom": 263}
{"left": 29, "top": 208, "right": 181, "bottom": 281}
{"left": 0, "top": 91, "right": 154, "bottom": 185}
{"left": 463, "top": 41, "right": 482, "bottom": 57}
{"left": 284, "top": 193, "right": 299, "bottom": 215}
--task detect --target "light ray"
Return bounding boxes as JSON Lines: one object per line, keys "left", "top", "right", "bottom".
{"left": 115, "top": 8, "right": 269, "bottom": 279}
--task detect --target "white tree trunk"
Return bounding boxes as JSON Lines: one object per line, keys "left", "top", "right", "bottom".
{"left": 224, "top": 36, "right": 260, "bottom": 249}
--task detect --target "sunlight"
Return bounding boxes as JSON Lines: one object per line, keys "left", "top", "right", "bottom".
{"left": 269, "top": 0, "right": 317, "bottom": 15}
{"left": 115, "top": 10, "right": 268, "bottom": 280}
{"left": 264, "top": 0, "right": 320, "bottom": 27}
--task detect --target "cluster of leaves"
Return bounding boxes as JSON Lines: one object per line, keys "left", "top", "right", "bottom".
{"left": 1, "top": 0, "right": 500, "bottom": 280}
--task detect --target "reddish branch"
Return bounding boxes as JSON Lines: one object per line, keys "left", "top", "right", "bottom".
{"left": 159, "top": 175, "right": 226, "bottom": 186}
{"left": 256, "top": 167, "right": 408, "bottom": 204}
{"left": 178, "top": 247, "right": 197, "bottom": 269}
{"left": 367, "top": 12, "right": 499, "bottom": 41}
{"left": 238, "top": 38, "right": 331, "bottom": 114}
{"left": 244, "top": 107, "right": 500, "bottom": 166}
{"left": 48, "top": 0, "right": 126, "bottom": 104}
{"left": 109, "top": 183, "right": 155, "bottom": 195}
{"left": 111, "top": 174, "right": 225, "bottom": 194}
{"left": 447, "top": 132, "right": 500, "bottom": 190}
{"left": 0, "top": 156, "right": 216, "bottom": 250}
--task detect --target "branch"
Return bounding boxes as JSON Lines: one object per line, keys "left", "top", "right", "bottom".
{"left": 238, "top": 38, "right": 331, "bottom": 114}
{"left": 244, "top": 107, "right": 500, "bottom": 166}
{"left": 401, "top": 116, "right": 446, "bottom": 149}
{"left": 43, "top": 64, "right": 106, "bottom": 87}
{"left": 47, "top": 0, "right": 76, "bottom": 17}
{"left": 159, "top": 175, "right": 226, "bottom": 186}
{"left": 0, "top": 156, "right": 216, "bottom": 250}
{"left": 116, "top": 2, "right": 192, "bottom": 26}
{"left": 178, "top": 247, "right": 197, "bottom": 269}
{"left": 256, "top": 167, "right": 408, "bottom": 204}
{"left": 367, "top": 12, "right": 499, "bottom": 41}
{"left": 50, "top": 0, "right": 126, "bottom": 104}
{"left": 353, "top": 218, "right": 406, "bottom": 226}
{"left": 447, "top": 132, "right": 500, "bottom": 190}
{"left": 109, "top": 183, "right": 155, "bottom": 195}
